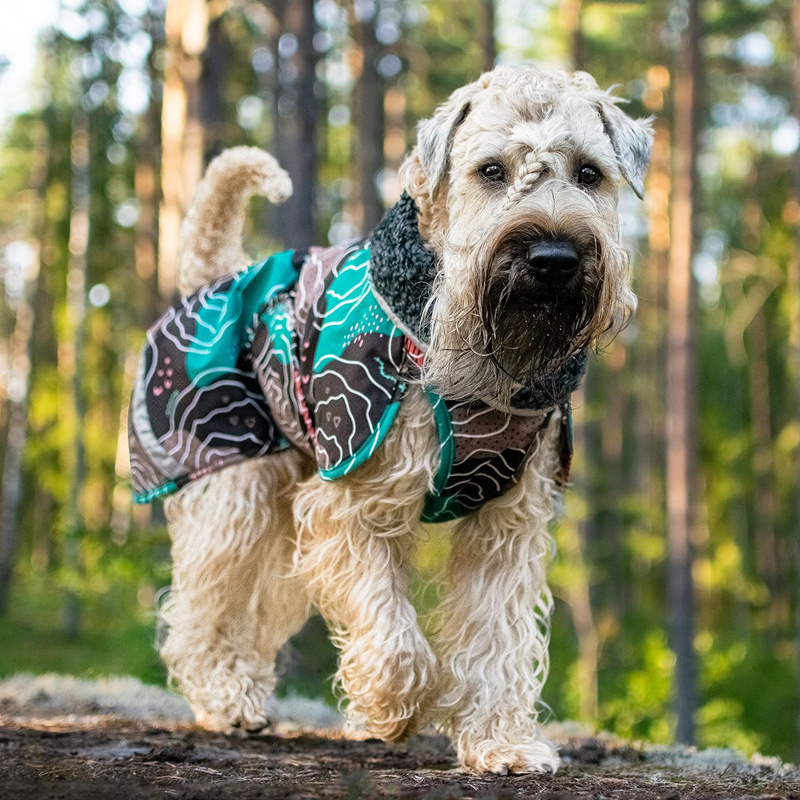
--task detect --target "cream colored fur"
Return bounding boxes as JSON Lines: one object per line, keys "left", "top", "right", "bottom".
{"left": 435, "top": 416, "right": 562, "bottom": 772}
{"left": 292, "top": 387, "right": 441, "bottom": 742}
{"left": 400, "top": 66, "right": 647, "bottom": 407}
{"left": 161, "top": 65, "right": 649, "bottom": 774}
{"left": 178, "top": 146, "right": 292, "bottom": 295}
{"left": 161, "top": 451, "right": 312, "bottom": 732}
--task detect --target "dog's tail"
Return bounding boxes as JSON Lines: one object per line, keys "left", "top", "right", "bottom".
{"left": 177, "top": 147, "right": 293, "bottom": 296}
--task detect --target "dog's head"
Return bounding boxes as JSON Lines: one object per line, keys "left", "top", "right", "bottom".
{"left": 400, "top": 65, "right": 653, "bottom": 407}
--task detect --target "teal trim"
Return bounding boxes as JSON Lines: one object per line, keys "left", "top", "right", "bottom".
{"left": 421, "top": 496, "right": 463, "bottom": 525}
{"left": 312, "top": 250, "right": 463, "bottom": 517}
{"left": 420, "top": 391, "right": 460, "bottom": 524}
{"left": 186, "top": 250, "right": 299, "bottom": 387}
{"left": 422, "top": 493, "right": 463, "bottom": 524}
{"left": 133, "top": 481, "right": 179, "bottom": 504}
{"left": 427, "top": 391, "right": 453, "bottom": 496}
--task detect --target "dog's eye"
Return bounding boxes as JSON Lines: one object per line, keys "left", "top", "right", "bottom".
{"left": 577, "top": 165, "right": 602, "bottom": 186}
{"left": 479, "top": 163, "right": 505, "bottom": 182}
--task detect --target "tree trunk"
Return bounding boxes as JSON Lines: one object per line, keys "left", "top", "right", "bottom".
{"left": 200, "top": 11, "right": 230, "bottom": 165}
{"left": 479, "top": 0, "right": 496, "bottom": 73}
{"left": 0, "top": 262, "right": 35, "bottom": 613}
{"left": 180, "top": 0, "right": 205, "bottom": 247}
{"left": 110, "top": 352, "right": 142, "bottom": 541}
{"left": 789, "top": 0, "right": 800, "bottom": 763}
{"left": 559, "top": 405, "right": 600, "bottom": 721}
{"left": 599, "top": 346, "right": 628, "bottom": 615}
{"left": 666, "top": 0, "right": 701, "bottom": 746}
{"left": 641, "top": 116, "right": 669, "bottom": 487}
{"left": 636, "top": 118, "right": 671, "bottom": 619}
{"left": 263, "top": 0, "right": 285, "bottom": 242}
{"left": 353, "top": 2, "right": 385, "bottom": 234}
{"left": 159, "top": 0, "right": 208, "bottom": 302}
{"left": 278, "top": 0, "right": 316, "bottom": 248}
{"left": 27, "top": 113, "right": 60, "bottom": 575}
{"left": 748, "top": 309, "right": 779, "bottom": 632}
{"left": 135, "top": 8, "right": 162, "bottom": 326}
{"left": 0, "top": 125, "right": 49, "bottom": 615}
{"left": 561, "top": 0, "right": 585, "bottom": 71}
{"left": 382, "top": 86, "right": 406, "bottom": 208}
{"left": 61, "top": 107, "right": 91, "bottom": 641}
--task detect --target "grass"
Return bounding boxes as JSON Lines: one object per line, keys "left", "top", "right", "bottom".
{"left": 0, "top": 570, "right": 341, "bottom": 704}
{"left": 0, "top": 574, "right": 166, "bottom": 685}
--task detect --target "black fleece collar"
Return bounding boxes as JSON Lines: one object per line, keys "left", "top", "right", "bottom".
{"left": 370, "top": 192, "right": 437, "bottom": 344}
{"left": 369, "top": 193, "right": 587, "bottom": 409}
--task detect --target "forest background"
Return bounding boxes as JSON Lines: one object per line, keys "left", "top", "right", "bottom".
{"left": 0, "top": 0, "right": 799, "bottom": 764}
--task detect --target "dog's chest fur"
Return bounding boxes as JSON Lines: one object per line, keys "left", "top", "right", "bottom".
{"left": 129, "top": 197, "right": 581, "bottom": 520}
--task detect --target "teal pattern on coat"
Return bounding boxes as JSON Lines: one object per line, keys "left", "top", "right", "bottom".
{"left": 129, "top": 197, "right": 582, "bottom": 522}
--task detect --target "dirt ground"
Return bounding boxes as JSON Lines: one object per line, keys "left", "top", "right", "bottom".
{"left": 0, "top": 678, "right": 798, "bottom": 800}
{"left": 2, "top": 713, "right": 800, "bottom": 799}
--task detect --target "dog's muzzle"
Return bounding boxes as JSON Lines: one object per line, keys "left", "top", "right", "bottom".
{"left": 525, "top": 240, "right": 580, "bottom": 284}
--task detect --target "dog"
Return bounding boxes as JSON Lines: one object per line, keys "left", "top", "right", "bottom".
{"left": 129, "top": 64, "right": 651, "bottom": 774}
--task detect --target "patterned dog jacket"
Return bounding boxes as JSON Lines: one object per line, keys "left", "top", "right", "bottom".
{"left": 129, "top": 194, "right": 587, "bottom": 523}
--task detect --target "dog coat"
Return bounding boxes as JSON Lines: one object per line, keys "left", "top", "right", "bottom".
{"left": 129, "top": 194, "right": 587, "bottom": 523}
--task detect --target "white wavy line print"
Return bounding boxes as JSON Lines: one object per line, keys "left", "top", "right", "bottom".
{"left": 195, "top": 432, "right": 270, "bottom": 465}
{"left": 312, "top": 357, "right": 394, "bottom": 398}
{"left": 312, "top": 373, "right": 376, "bottom": 431}
{"left": 168, "top": 376, "right": 269, "bottom": 453}
{"left": 315, "top": 428, "right": 344, "bottom": 468}
{"left": 452, "top": 447, "right": 524, "bottom": 467}
{"left": 449, "top": 404, "right": 512, "bottom": 433}
{"left": 172, "top": 310, "right": 238, "bottom": 351}
{"left": 448, "top": 450, "right": 526, "bottom": 484}
{"left": 313, "top": 392, "right": 360, "bottom": 454}
{"left": 130, "top": 457, "right": 161, "bottom": 489}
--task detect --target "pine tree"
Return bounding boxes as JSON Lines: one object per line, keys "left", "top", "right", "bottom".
{"left": 666, "top": 0, "right": 701, "bottom": 745}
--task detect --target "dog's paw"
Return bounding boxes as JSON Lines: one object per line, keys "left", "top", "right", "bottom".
{"left": 341, "top": 637, "right": 439, "bottom": 743}
{"left": 348, "top": 700, "right": 428, "bottom": 744}
{"left": 232, "top": 692, "right": 279, "bottom": 734}
{"left": 193, "top": 688, "right": 277, "bottom": 735}
{"left": 459, "top": 739, "right": 560, "bottom": 775}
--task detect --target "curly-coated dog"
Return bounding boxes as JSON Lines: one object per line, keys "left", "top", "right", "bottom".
{"left": 129, "top": 64, "right": 652, "bottom": 774}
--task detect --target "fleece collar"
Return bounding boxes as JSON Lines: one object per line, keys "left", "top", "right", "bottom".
{"left": 368, "top": 192, "right": 587, "bottom": 409}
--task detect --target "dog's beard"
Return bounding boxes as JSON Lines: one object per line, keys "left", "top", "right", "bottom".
{"left": 478, "top": 236, "right": 601, "bottom": 389}
{"left": 422, "top": 220, "right": 624, "bottom": 408}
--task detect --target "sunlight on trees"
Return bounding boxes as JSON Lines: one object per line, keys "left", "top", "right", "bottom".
{"left": 0, "top": 0, "right": 798, "bottom": 762}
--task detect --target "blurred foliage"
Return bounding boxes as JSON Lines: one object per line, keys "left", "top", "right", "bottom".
{"left": 0, "top": 528, "right": 170, "bottom": 684}
{"left": 0, "top": 0, "right": 799, "bottom": 763}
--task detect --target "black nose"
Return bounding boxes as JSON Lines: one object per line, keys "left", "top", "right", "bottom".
{"left": 526, "top": 240, "right": 580, "bottom": 283}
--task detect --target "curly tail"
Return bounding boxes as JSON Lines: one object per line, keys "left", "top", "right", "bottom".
{"left": 177, "top": 147, "right": 293, "bottom": 296}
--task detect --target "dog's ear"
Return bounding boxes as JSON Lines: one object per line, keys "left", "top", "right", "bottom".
{"left": 416, "top": 84, "right": 479, "bottom": 195}
{"left": 594, "top": 96, "right": 654, "bottom": 200}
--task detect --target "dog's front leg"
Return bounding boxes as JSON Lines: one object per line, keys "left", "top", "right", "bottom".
{"left": 292, "top": 391, "right": 440, "bottom": 742}
{"left": 435, "top": 427, "right": 563, "bottom": 774}
{"left": 294, "top": 477, "right": 437, "bottom": 741}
